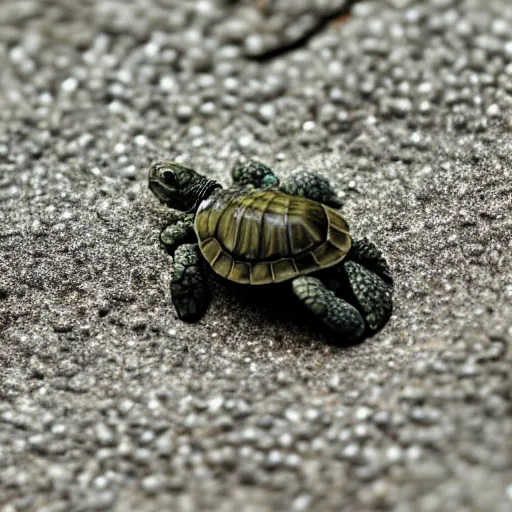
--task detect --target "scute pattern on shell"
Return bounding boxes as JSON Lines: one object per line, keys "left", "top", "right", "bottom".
{"left": 195, "top": 189, "right": 351, "bottom": 285}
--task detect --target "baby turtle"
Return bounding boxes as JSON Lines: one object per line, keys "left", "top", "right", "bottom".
{"left": 148, "top": 160, "right": 393, "bottom": 340}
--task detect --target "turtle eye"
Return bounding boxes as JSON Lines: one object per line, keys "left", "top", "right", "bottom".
{"left": 162, "top": 170, "right": 178, "bottom": 187}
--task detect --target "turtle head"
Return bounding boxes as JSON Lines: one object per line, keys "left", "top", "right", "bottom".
{"left": 148, "top": 161, "right": 220, "bottom": 213}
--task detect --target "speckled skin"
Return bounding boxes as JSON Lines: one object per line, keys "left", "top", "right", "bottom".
{"left": 231, "top": 160, "right": 280, "bottom": 189}
{"left": 149, "top": 160, "right": 393, "bottom": 339}
{"left": 280, "top": 170, "right": 343, "bottom": 208}
{"left": 169, "top": 243, "right": 209, "bottom": 322}
{"left": 159, "top": 215, "right": 196, "bottom": 254}
{"left": 232, "top": 160, "right": 343, "bottom": 208}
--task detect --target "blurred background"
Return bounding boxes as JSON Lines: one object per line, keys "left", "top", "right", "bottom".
{"left": 1, "top": 1, "right": 511, "bottom": 511}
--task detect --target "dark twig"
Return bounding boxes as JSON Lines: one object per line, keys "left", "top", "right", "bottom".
{"left": 245, "top": 0, "right": 361, "bottom": 62}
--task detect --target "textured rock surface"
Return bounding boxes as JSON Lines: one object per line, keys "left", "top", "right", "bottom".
{"left": 1, "top": 0, "right": 512, "bottom": 510}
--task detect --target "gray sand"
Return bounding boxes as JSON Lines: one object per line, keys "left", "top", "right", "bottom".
{"left": 1, "top": 0, "right": 511, "bottom": 510}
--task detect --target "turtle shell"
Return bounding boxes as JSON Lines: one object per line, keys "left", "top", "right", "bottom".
{"left": 194, "top": 189, "right": 351, "bottom": 285}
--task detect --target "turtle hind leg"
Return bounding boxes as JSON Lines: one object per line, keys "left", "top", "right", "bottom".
{"left": 342, "top": 257, "right": 393, "bottom": 334}
{"left": 280, "top": 171, "right": 342, "bottom": 208}
{"left": 292, "top": 276, "right": 365, "bottom": 341}
{"left": 349, "top": 237, "right": 393, "bottom": 287}
{"left": 231, "top": 160, "right": 280, "bottom": 189}
{"left": 171, "top": 243, "right": 210, "bottom": 322}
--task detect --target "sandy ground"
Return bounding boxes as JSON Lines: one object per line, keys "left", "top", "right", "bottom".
{"left": 1, "top": 0, "right": 511, "bottom": 510}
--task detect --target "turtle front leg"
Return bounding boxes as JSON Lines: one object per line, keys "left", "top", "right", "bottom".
{"left": 160, "top": 214, "right": 196, "bottom": 255}
{"left": 171, "top": 243, "right": 210, "bottom": 322}
{"left": 280, "top": 171, "right": 342, "bottom": 208}
{"left": 292, "top": 276, "right": 366, "bottom": 341}
{"left": 231, "top": 160, "right": 280, "bottom": 189}
{"left": 161, "top": 218, "right": 211, "bottom": 321}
